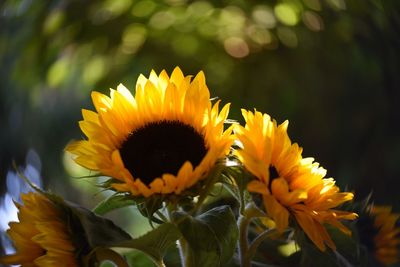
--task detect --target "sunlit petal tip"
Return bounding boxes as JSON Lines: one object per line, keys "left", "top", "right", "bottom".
{"left": 194, "top": 70, "right": 206, "bottom": 84}
{"left": 116, "top": 83, "right": 132, "bottom": 97}
{"left": 149, "top": 69, "right": 158, "bottom": 77}
{"left": 170, "top": 67, "right": 184, "bottom": 84}
{"left": 279, "top": 120, "right": 289, "bottom": 130}
{"left": 218, "top": 103, "right": 231, "bottom": 121}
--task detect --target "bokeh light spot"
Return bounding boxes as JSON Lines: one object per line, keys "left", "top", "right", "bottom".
{"left": 252, "top": 5, "right": 276, "bottom": 29}
{"left": 218, "top": 6, "right": 246, "bottom": 38}
{"left": 91, "top": 0, "right": 132, "bottom": 24}
{"left": 303, "top": 0, "right": 322, "bottom": 11}
{"left": 277, "top": 27, "right": 298, "bottom": 48}
{"left": 247, "top": 25, "right": 272, "bottom": 45}
{"left": 47, "top": 57, "right": 69, "bottom": 87}
{"left": 132, "top": 0, "right": 157, "bottom": 18}
{"left": 43, "top": 10, "right": 65, "bottom": 35}
{"left": 149, "top": 11, "right": 176, "bottom": 30}
{"left": 83, "top": 56, "right": 107, "bottom": 85}
{"left": 188, "top": 1, "right": 213, "bottom": 18}
{"left": 274, "top": 3, "right": 299, "bottom": 26}
{"left": 278, "top": 241, "right": 299, "bottom": 256}
{"left": 165, "top": 0, "right": 187, "bottom": 6}
{"left": 171, "top": 35, "right": 198, "bottom": 56}
{"left": 326, "top": 0, "right": 346, "bottom": 10}
{"left": 224, "top": 37, "right": 249, "bottom": 58}
{"left": 303, "top": 11, "right": 324, "bottom": 32}
{"left": 103, "top": 0, "right": 132, "bottom": 16}
{"left": 122, "top": 23, "right": 147, "bottom": 54}
{"left": 197, "top": 20, "right": 217, "bottom": 38}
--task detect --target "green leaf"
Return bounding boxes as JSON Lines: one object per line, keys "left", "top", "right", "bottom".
{"left": 221, "top": 166, "right": 248, "bottom": 204}
{"left": 93, "top": 194, "right": 136, "bottom": 215}
{"left": 293, "top": 230, "right": 338, "bottom": 267}
{"left": 174, "top": 205, "right": 239, "bottom": 267}
{"left": 72, "top": 205, "right": 132, "bottom": 248}
{"left": 300, "top": 243, "right": 339, "bottom": 267}
{"left": 113, "top": 222, "right": 182, "bottom": 266}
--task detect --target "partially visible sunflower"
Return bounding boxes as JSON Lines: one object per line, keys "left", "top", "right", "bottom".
{"left": 66, "top": 67, "right": 233, "bottom": 197}
{"left": 234, "top": 109, "right": 357, "bottom": 251}
{"left": 357, "top": 205, "right": 400, "bottom": 266}
{"left": 0, "top": 192, "right": 88, "bottom": 266}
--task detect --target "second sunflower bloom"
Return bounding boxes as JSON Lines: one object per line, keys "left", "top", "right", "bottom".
{"left": 235, "top": 109, "right": 357, "bottom": 251}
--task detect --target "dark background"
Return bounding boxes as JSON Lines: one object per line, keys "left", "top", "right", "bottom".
{"left": 1, "top": 0, "right": 399, "bottom": 263}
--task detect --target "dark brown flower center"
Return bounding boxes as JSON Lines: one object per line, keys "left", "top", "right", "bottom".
{"left": 119, "top": 120, "right": 207, "bottom": 185}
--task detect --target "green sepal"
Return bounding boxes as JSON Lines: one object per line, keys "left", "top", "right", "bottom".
{"left": 243, "top": 202, "right": 267, "bottom": 218}
{"left": 136, "top": 195, "right": 165, "bottom": 225}
{"left": 93, "top": 193, "right": 136, "bottom": 215}
{"left": 112, "top": 222, "right": 181, "bottom": 267}
{"left": 174, "top": 205, "right": 239, "bottom": 267}
{"left": 221, "top": 164, "right": 255, "bottom": 216}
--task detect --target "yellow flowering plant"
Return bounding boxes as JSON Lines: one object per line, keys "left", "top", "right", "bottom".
{"left": 1, "top": 67, "right": 399, "bottom": 267}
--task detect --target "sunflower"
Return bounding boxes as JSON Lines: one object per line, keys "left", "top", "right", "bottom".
{"left": 66, "top": 67, "right": 233, "bottom": 197}
{"left": 357, "top": 205, "right": 400, "bottom": 265}
{"left": 234, "top": 109, "right": 357, "bottom": 251}
{"left": 0, "top": 192, "right": 87, "bottom": 266}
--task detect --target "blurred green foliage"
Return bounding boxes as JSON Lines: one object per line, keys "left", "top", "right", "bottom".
{"left": 1, "top": 0, "right": 400, "bottom": 250}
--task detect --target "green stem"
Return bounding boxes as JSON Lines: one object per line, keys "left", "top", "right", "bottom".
{"left": 235, "top": 164, "right": 252, "bottom": 267}
{"left": 237, "top": 215, "right": 251, "bottom": 267}
{"left": 246, "top": 229, "right": 276, "bottom": 262}
{"left": 94, "top": 248, "right": 129, "bottom": 267}
{"left": 166, "top": 204, "right": 191, "bottom": 267}
{"left": 149, "top": 258, "right": 167, "bottom": 267}
{"left": 190, "top": 164, "right": 223, "bottom": 215}
{"left": 178, "top": 236, "right": 191, "bottom": 267}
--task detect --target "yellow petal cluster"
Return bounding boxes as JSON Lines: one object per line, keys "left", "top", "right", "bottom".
{"left": 371, "top": 206, "right": 400, "bottom": 265}
{"left": 235, "top": 109, "right": 357, "bottom": 251}
{"left": 0, "top": 192, "right": 79, "bottom": 266}
{"left": 66, "top": 67, "right": 233, "bottom": 197}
